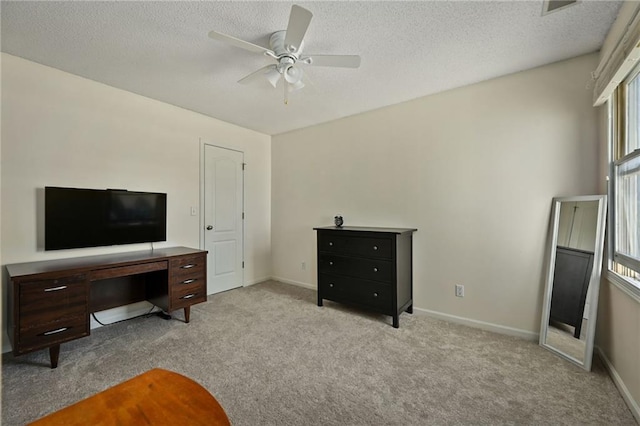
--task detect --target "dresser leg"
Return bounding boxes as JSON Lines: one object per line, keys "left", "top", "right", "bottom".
{"left": 393, "top": 315, "right": 399, "bottom": 328}
{"left": 184, "top": 307, "right": 191, "bottom": 323}
{"left": 406, "top": 304, "right": 413, "bottom": 314}
{"left": 317, "top": 296, "right": 323, "bottom": 307}
{"left": 49, "top": 345, "right": 60, "bottom": 369}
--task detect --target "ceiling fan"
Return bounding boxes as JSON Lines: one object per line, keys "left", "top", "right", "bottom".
{"left": 208, "top": 4, "right": 361, "bottom": 104}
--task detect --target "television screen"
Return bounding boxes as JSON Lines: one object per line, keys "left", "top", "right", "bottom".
{"left": 45, "top": 187, "right": 167, "bottom": 250}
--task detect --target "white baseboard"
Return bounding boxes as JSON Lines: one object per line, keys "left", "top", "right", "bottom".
{"left": 413, "top": 307, "right": 539, "bottom": 341}
{"left": 596, "top": 346, "right": 640, "bottom": 423}
{"left": 90, "top": 301, "right": 159, "bottom": 329}
{"left": 268, "top": 278, "right": 537, "bottom": 341}
{"left": 244, "top": 276, "right": 273, "bottom": 286}
{"left": 271, "top": 276, "right": 316, "bottom": 290}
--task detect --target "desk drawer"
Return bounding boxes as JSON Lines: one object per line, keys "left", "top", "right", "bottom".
{"left": 172, "top": 275, "right": 205, "bottom": 291}
{"left": 171, "top": 285, "right": 206, "bottom": 311}
{"left": 170, "top": 254, "right": 206, "bottom": 271}
{"left": 91, "top": 261, "right": 167, "bottom": 281}
{"left": 20, "top": 277, "right": 88, "bottom": 329}
{"left": 318, "top": 255, "right": 393, "bottom": 283}
{"left": 18, "top": 315, "right": 89, "bottom": 353}
{"left": 319, "top": 274, "right": 392, "bottom": 312}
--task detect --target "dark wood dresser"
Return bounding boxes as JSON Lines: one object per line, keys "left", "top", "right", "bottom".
{"left": 6, "top": 246, "right": 207, "bottom": 368}
{"left": 314, "top": 226, "right": 417, "bottom": 328}
{"left": 550, "top": 246, "right": 594, "bottom": 338}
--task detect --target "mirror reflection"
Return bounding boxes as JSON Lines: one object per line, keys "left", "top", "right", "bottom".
{"left": 540, "top": 196, "right": 606, "bottom": 371}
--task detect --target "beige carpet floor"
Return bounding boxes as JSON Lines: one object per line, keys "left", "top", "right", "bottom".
{"left": 2, "top": 280, "right": 636, "bottom": 425}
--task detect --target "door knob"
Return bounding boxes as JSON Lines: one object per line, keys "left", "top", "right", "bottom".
{"left": 206, "top": 225, "right": 213, "bottom": 230}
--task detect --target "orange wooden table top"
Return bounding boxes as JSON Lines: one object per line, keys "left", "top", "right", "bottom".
{"left": 29, "top": 368, "right": 231, "bottom": 426}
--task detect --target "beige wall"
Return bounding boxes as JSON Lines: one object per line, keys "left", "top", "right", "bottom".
{"left": 1, "top": 53, "right": 272, "bottom": 347}
{"left": 272, "top": 54, "right": 600, "bottom": 335}
{"left": 597, "top": 282, "right": 640, "bottom": 416}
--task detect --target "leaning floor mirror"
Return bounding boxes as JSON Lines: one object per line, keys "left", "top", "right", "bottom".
{"left": 539, "top": 195, "right": 607, "bottom": 371}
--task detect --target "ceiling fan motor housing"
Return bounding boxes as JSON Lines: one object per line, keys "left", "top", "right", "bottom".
{"left": 269, "top": 30, "right": 306, "bottom": 83}
{"left": 270, "top": 30, "right": 304, "bottom": 58}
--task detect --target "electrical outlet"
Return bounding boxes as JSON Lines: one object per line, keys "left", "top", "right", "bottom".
{"left": 455, "top": 284, "right": 464, "bottom": 297}
{"left": 301, "top": 262, "right": 306, "bottom": 270}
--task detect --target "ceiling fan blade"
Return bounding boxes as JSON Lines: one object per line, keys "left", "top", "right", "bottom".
{"left": 284, "top": 5, "right": 313, "bottom": 52}
{"left": 302, "top": 54, "right": 361, "bottom": 68}
{"left": 238, "top": 64, "right": 279, "bottom": 85}
{"left": 208, "top": 30, "right": 274, "bottom": 55}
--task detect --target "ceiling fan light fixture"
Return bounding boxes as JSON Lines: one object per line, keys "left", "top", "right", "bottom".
{"left": 290, "top": 79, "right": 305, "bottom": 91}
{"left": 284, "top": 65, "right": 303, "bottom": 84}
{"left": 265, "top": 68, "right": 281, "bottom": 88}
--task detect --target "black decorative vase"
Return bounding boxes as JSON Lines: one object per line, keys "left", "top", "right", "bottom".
{"left": 334, "top": 215, "right": 344, "bottom": 228}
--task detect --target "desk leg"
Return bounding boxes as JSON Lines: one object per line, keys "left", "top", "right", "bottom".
{"left": 184, "top": 306, "right": 190, "bottom": 323}
{"left": 49, "top": 344, "right": 60, "bottom": 369}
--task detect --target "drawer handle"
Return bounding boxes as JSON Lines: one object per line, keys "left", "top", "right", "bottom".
{"left": 44, "top": 285, "right": 67, "bottom": 292}
{"left": 373, "top": 267, "right": 378, "bottom": 272}
{"left": 373, "top": 246, "right": 378, "bottom": 250}
{"left": 43, "top": 327, "right": 68, "bottom": 336}
{"left": 181, "top": 264, "right": 196, "bottom": 269}
{"left": 373, "top": 292, "right": 378, "bottom": 298}
{"left": 329, "top": 261, "right": 333, "bottom": 266}
{"left": 181, "top": 293, "right": 196, "bottom": 300}
{"left": 182, "top": 279, "right": 197, "bottom": 285}
{"left": 329, "top": 242, "right": 333, "bottom": 246}
{"left": 329, "top": 283, "right": 334, "bottom": 288}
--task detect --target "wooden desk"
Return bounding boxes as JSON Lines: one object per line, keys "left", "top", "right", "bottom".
{"left": 6, "top": 247, "right": 208, "bottom": 368}
{"left": 28, "top": 368, "right": 231, "bottom": 426}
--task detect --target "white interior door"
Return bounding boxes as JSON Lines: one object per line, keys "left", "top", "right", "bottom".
{"left": 203, "top": 145, "right": 244, "bottom": 295}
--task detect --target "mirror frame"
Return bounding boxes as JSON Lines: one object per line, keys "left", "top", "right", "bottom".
{"left": 539, "top": 195, "right": 607, "bottom": 371}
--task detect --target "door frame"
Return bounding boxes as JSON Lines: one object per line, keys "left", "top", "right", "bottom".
{"left": 199, "top": 140, "right": 245, "bottom": 290}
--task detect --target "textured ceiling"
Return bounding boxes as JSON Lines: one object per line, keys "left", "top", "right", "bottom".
{"left": 1, "top": 1, "right": 622, "bottom": 135}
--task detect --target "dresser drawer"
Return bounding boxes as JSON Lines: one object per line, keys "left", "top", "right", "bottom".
{"left": 318, "top": 233, "right": 392, "bottom": 259}
{"left": 319, "top": 274, "right": 392, "bottom": 312}
{"left": 18, "top": 315, "right": 89, "bottom": 353}
{"left": 318, "top": 254, "right": 393, "bottom": 283}
{"left": 19, "top": 276, "right": 88, "bottom": 329}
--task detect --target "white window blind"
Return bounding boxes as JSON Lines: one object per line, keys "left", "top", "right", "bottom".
{"left": 614, "top": 151, "right": 640, "bottom": 273}
{"left": 594, "top": 2, "right": 640, "bottom": 106}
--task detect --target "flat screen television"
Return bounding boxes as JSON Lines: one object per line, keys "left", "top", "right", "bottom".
{"left": 45, "top": 186, "right": 167, "bottom": 251}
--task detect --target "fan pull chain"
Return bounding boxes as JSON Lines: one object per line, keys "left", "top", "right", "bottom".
{"left": 284, "top": 79, "right": 289, "bottom": 105}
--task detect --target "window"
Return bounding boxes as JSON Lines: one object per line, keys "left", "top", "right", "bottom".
{"left": 610, "top": 64, "right": 640, "bottom": 286}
